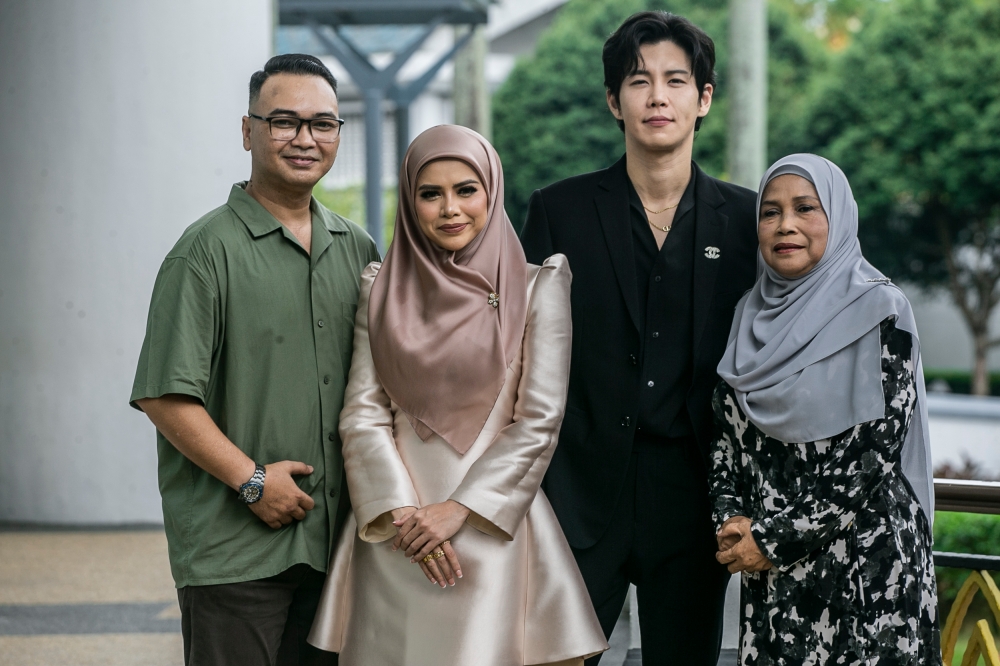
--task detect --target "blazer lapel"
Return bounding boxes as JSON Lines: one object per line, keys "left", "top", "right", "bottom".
{"left": 595, "top": 156, "right": 641, "bottom": 331}
{"left": 692, "top": 164, "right": 730, "bottom": 360}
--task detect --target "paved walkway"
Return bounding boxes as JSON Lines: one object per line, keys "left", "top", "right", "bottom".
{"left": 0, "top": 528, "right": 738, "bottom": 666}
{"left": 0, "top": 529, "right": 182, "bottom": 666}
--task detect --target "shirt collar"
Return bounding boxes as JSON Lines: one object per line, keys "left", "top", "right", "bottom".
{"left": 228, "top": 182, "right": 350, "bottom": 238}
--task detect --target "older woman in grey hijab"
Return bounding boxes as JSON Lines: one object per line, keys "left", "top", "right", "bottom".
{"left": 709, "top": 154, "right": 940, "bottom": 665}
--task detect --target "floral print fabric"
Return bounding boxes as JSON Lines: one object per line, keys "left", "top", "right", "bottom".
{"left": 709, "top": 318, "right": 941, "bottom": 665}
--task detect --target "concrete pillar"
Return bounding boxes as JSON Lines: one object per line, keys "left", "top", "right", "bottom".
{"left": 453, "top": 26, "right": 491, "bottom": 140}
{"left": 0, "top": 0, "right": 272, "bottom": 524}
{"left": 364, "top": 88, "right": 386, "bottom": 253}
{"left": 727, "top": 0, "right": 768, "bottom": 189}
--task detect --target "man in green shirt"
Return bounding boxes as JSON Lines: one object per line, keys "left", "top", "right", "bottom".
{"left": 130, "top": 54, "right": 378, "bottom": 666}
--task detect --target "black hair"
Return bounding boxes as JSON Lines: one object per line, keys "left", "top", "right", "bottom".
{"left": 249, "top": 54, "right": 338, "bottom": 108}
{"left": 602, "top": 11, "right": 717, "bottom": 132}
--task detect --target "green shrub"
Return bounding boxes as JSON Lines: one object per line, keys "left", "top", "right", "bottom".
{"left": 933, "top": 512, "right": 1000, "bottom": 615}
{"left": 924, "top": 369, "right": 1000, "bottom": 396}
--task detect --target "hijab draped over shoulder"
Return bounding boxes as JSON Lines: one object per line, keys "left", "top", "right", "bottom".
{"left": 367, "top": 125, "right": 528, "bottom": 455}
{"left": 717, "top": 154, "right": 934, "bottom": 519}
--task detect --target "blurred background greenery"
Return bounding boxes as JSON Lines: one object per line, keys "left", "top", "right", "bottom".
{"left": 933, "top": 511, "right": 1000, "bottom": 663}
{"left": 317, "top": 0, "right": 1000, "bottom": 389}
{"left": 490, "top": 0, "right": 1000, "bottom": 392}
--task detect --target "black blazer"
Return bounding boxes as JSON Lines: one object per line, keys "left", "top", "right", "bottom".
{"left": 520, "top": 156, "right": 758, "bottom": 550}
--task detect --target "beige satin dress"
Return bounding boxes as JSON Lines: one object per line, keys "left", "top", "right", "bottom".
{"left": 308, "top": 254, "right": 607, "bottom": 666}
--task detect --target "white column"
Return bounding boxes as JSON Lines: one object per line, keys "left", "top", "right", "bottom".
{"left": 453, "top": 26, "right": 491, "bottom": 140}
{"left": 727, "top": 0, "right": 768, "bottom": 189}
{"left": 0, "top": 0, "right": 272, "bottom": 524}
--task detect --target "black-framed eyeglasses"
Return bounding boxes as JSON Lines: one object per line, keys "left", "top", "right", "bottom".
{"left": 248, "top": 113, "right": 345, "bottom": 143}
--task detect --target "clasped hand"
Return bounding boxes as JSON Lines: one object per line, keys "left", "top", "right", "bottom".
{"left": 248, "top": 461, "right": 316, "bottom": 529}
{"left": 715, "top": 516, "right": 773, "bottom": 574}
{"left": 391, "top": 500, "right": 470, "bottom": 588}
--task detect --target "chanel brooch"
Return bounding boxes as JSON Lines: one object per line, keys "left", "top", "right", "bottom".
{"left": 704, "top": 246, "right": 721, "bottom": 259}
{"left": 488, "top": 292, "right": 500, "bottom": 308}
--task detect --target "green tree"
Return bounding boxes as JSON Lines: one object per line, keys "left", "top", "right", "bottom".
{"left": 492, "top": 0, "right": 829, "bottom": 229}
{"left": 809, "top": 0, "right": 1000, "bottom": 394}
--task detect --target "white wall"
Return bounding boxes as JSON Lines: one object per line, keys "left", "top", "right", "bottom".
{"left": 927, "top": 394, "right": 1000, "bottom": 477}
{"left": 0, "top": 0, "right": 273, "bottom": 524}
{"left": 904, "top": 285, "right": 1000, "bottom": 372}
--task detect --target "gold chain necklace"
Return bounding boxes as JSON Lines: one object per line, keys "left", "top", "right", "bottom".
{"left": 643, "top": 201, "right": 680, "bottom": 215}
{"left": 644, "top": 202, "right": 678, "bottom": 234}
{"left": 648, "top": 219, "right": 672, "bottom": 234}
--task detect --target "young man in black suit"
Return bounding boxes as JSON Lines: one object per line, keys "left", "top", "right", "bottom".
{"left": 520, "top": 12, "right": 759, "bottom": 665}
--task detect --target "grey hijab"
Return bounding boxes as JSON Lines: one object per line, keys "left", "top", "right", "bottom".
{"left": 717, "top": 154, "right": 934, "bottom": 521}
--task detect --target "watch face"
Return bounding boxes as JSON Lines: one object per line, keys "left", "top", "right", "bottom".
{"left": 241, "top": 483, "right": 263, "bottom": 504}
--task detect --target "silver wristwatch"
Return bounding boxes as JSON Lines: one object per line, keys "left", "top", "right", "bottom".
{"left": 238, "top": 463, "right": 266, "bottom": 504}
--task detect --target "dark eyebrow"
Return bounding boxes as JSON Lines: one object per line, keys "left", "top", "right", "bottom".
{"left": 453, "top": 179, "right": 479, "bottom": 188}
{"left": 266, "top": 108, "right": 338, "bottom": 118}
{"left": 417, "top": 183, "right": 442, "bottom": 191}
{"left": 628, "top": 68, "right": 689, "bottom": 78}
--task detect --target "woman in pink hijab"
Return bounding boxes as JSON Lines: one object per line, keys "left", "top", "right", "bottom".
{"left": 308, "top": 125, "right": 607, "bottom": 666}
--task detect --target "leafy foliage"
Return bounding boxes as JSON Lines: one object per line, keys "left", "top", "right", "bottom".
{"left": 492, "top": 0, "right": 828, "bottom": 230}
{"left": 810, "top": 0, "right": 1000, "bottom": 287}
{"left": 933, "top": 511, "right": 1000, "bottom": 615}
{"left": 807, "top": 0, "right": 1000, "bottom": 391}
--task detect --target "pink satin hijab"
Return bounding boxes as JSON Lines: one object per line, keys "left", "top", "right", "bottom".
{"left": 368, "top": 125, "right": 528, "bottom": 454}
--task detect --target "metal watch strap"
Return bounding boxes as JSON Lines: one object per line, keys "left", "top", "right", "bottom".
{"left": 238, "top": 463, "right": 266, "bottom": 504}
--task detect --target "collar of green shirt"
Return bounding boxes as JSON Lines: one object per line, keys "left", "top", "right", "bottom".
{"left": 227, "top": 182, "right": 352, "bottom": 239}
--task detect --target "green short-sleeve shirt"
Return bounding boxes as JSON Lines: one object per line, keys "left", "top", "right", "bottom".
{"left": 130, "top": 184, "right": 379, "bottom": 587}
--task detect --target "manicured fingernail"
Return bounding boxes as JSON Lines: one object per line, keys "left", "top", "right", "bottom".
{"left": 457, "top": 571, "right": 462, "bottom": 578}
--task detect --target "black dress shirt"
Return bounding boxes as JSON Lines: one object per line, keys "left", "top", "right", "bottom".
{"left": 627, "top": 170, "right": 697, "bottom": 438}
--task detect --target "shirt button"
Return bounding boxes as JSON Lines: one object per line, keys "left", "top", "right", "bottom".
{"left": 652, "top": 331, "right": 659, "bottom": 339}
{"left": 647, "top": 380, "right": 655, "bottom": 387}
{"left": 323, "top": 376, "right": 331, "bottom": 385}
{"left": 329, "top": 489, "right": 337, "bottom": 498}
{"left": 328, "top": 432, "right": 335, "bottom": 442}
{"left": 629, "top": 354, "right": 637, "bottom": 366}
{"left": 654, "top": 275, "right": 662, "bottom": 282}
{"left": 317, "top": 320, "right": 325, "bottom": 328}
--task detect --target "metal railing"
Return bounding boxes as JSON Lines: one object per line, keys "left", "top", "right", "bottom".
{"left": 934, "top": 479, "right": 1000, "bottom": 666}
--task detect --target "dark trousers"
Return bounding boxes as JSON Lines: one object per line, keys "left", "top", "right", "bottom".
{"left": 574, "top": 435, "right": 731, "bottom": 666}
{"left": 177, "top": 563, "right": 338, "bottom": 666}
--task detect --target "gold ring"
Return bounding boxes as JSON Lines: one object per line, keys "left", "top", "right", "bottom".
{"left": 422, "top": 550, "right": 445, "bottom": 563}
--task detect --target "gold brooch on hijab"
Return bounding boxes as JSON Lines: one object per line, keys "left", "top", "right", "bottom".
{"left": 488, "top": 292, "right": 500, "bottom": 309}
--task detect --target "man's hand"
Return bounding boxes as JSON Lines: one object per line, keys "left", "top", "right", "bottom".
{"left": 716, "top": 517, "right": 773, "bottom": 574}
{"left": 247, "top": 461, "right": 316, "bottom": 529}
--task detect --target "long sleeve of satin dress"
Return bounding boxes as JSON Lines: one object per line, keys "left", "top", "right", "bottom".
{"left": 307, "top": 254, "right": 607, "bottom": 666}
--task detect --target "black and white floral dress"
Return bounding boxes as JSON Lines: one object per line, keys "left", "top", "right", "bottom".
{"left": 709, "top": 318, "right": 941, "bottom": 665}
